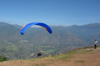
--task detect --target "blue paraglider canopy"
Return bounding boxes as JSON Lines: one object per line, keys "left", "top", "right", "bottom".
{"left": 21, "top": 22, "right": 52, "bottom": 35}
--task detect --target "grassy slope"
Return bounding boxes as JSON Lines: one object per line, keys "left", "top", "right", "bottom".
{"left": 0, "top": 46, "right": 100, "bottom": 66}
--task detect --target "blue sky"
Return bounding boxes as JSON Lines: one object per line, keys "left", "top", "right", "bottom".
{"left": 0, "top": 0, "right": 100, "bottom": 26}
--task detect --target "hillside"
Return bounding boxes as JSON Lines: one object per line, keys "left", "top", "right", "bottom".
{"left": 66, "top": 23, "right": 100, "bottom": 44}
{"left": 0, "top": 46, "right": 100, "bottom": 66}
{"left": 0, "top": 22, "right": 87, "bottom": 60}
{"left": 0, "top": 22, "right": 100, "bottom": 60}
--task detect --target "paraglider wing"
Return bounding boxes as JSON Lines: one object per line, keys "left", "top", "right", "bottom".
{"left": 21, "top": 22, "right": 52, "bottom": 35}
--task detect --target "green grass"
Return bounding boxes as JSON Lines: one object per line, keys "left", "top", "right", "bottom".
{"left": 78, "top": 49, "right": 93, "bottom": 54}
{"left": 52, "top": 50, "right": 80, "bottom": 59}
{"left": 51, "top": 47, "right": 95, "bottom": 60}
{"left": 76, "top": 60, "right": 85, "bottom": 63}
{"left": 33, "top": 64, "right": 45, "bottom": 66}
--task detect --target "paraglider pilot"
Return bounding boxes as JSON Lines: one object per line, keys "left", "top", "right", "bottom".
{"left": 37, "top": 52, "right": 42, "bottom": 57}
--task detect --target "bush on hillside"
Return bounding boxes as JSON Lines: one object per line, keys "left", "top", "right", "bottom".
{"left": 0, "top": 56, "right": 8, "bottom": 62}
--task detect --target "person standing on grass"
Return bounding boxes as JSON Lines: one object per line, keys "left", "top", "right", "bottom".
{"left": 94, "top": 39, "right": 98, "bottom": 49}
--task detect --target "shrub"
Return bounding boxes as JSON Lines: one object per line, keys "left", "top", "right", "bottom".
{"left": 0, "top": 56, "right": 8, "bottom": 62}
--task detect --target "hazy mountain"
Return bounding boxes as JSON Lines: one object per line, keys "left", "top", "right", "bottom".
{"left": 67, "top": 23, "right": 100, "bottom": 45}
{"left": 0, "top": 22, "right": 10, "bottom": 26}
{"left": 0, "top": 22, "right": 99, "bottom": 60}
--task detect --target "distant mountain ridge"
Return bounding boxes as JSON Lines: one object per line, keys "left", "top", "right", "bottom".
{"left": 0, "top": 22, "right": 100, "bottom": 60}
{"left": 0, "top": 22, "right": 10, "bottom": 26}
